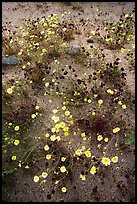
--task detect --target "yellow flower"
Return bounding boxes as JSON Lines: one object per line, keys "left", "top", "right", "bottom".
{"left": 82, "top": 146, "right": 86, "bottom": 150}
{"left": 80, "top": 174, "right": 86, "bottom": 181}
{"left": 84, "top": 98, "right": 87, "bottom": 102}
{"left": 65, "top": 111, "right": 70, "bottom": 116}
{"left": 18, "top": 51, "right": 23, "bottom": 56}
{"left": 50, "top": 135, "right": 56, "bottom": 141}
{"left": 51, "top": 127, "right": 56, "bottom": 133}
{"left": 84, "top": 150, "right": 91, "bottom": 158}
{"left": 60, "top": 166, "right": 67, "bottom": 173}
{"left": 14, "top": 126, "right": 19, "bottom": 131}
{"left": 104, "top": 137, "right": 109, "bottom": 142}
{"left": 56, "top": 136, "right": 61, "bottom": 141}
{"left": 94, "top": 94, "right": 98, "bottom": 98}
{"left": 7, "top": 88, "right": 13, "bottom": 94}
{"left": 51, "top": 116, "right": 59, "bottom": 123}
{"left": 25, "top": 165, "right": 29, "bottom": 169}
{"left": 14, "top": 139, "right": 20, "bottom": 146}
{"left": 92, "top": 111, "right": 96, "bottom": 116}
{"left": 31, "top": 114, "right": 36, "bottom": 119}
{"left": 118, "top": 101, "right": 122, "bottom": 105}
{"left": 91, "top": 31, "right": 95, "bottom": 35}
{"left": 64, "top": 131, "right": 69, "bottom": 136}
{"left": 9, "top": 123, "right": 12, "bottom": 126}
{"left": 42, "top": 49, "right": 47, "bottom": 53}
{"left": 55, "top": 123, "right": 60, "bottom": 129}
{"left": 44, "top": 145, "right": 49, "bottom": 151}
{"left": 101, "top": 157, "right": 111, "bottom": 166}
{"left": 97, "top": 135, "right": 103, "bottom": 141}
{"left": 45, "top": 133, "right": 49, "bottom": 137}
{"left": 113, "top": 127, "right": 120, "bottom": 133}
{"left": 75, "top": 149, "right": 82, "bottom": 156}
{"left": 35, "top": 105, "right": 40, "bottom": 110}
{"left": 90, "top": 166, "right": 97, "bottom": 175}
{"left": 12, "top": 155, "right": 16, "bottom": 160}
{"left": 107, "top": 89, "right": 114, "bottom": 94}
{"left": 98, "top": 99, "right": 103, "bottom": 105}
{"left": 111, "top": 156, "right": 118, "bottom": 163}
{"left": 122, "top": 104, "right": 126, "bottom": 109}
{"left": 53, "top": 109, "right": 58, "bottom": 113}
{"left": 61, "top": 157, "right": 66, "bottom": 162}
{"left": 63, "top": 126, "right": 69, "bottom": 131}
{"left": 61, "top": 187, "right": 67, "bottom": 193}
{"left": 81, "top": 132, "right": 86, "bottom": 137}
{"left": 121, "top": 48, "right": 125, "bottom": 53}
{"left": 33, "top": 175, "right": 39, "bottom": 182}
{"left": 125, "top": 13, "right": 129, "bottom": 18}
{"left": 60, "top": 122, "right": 65, "bottom": 128}
{"left": 62, "top": 106, "right": 66, "bottom": 110}
{"left": 42, "top": 172, "right": 48, "bottom": 178}
{"left": 88, "top": 99, "right": 91, "bottom": 103}
{"left": 46, "top": 154, "right": 52, "bottom": 160}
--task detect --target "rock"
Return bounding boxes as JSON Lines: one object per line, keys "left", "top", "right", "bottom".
{"left": 2, "top": 56, "right": 20, "bottom": 65}
{"left": 64, "top": 44, "right": 81, "bottom": 55}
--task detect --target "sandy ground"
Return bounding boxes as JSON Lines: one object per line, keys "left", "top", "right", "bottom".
{"left": 2, "top": 2, "right": 135, "bottom": 202}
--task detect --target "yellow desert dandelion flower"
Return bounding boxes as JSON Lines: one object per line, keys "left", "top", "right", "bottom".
{"left": 61, "top": 157, "right": 66, "bottom": 162}
{"left": 92, "top": 111, "right": 96, "bottom": 116}
{"left": 118, "top": 101, "right": 122, "bottom": 105}
{"left": 31, "top": 114, "right": 36, "bottom": 119}
{"left": 60, "top": 122, "right": 65, "bottom": 128}
{"left": 44, "top": 145, "right": 49, "bottom": 151}
{"left": 62, "top": 106, "right": 66, "bottom": 110}
{"left": 51, "top": 127, "right": 56, "bottom": 133}
{"left": 121, "top": 48, "right": 125, "bottom": 53}
{"left": 104, "top": 137, "right": 109, "bottom": 142}
{"left": 14, "top": 126, "right": 19, "bottom": 131}
{"left": 101, "top": 157, "right": 111, "bottom": 166}
{"left": 7, "top": 87, "right": 13, "bottom": 94}
{"left": 81, "top": 132, "right": 86, "bottom": 137}
{"left": 90, "top": 166, "right": 97, "bottom": 175}
{"left": 50, "top": 135, "right": 56, "bottom": 141}
{"left": 33, "top": 175, "right": 39, "bottom": 182}
{"left": 61, "top": 187, "right": 67, "bottom": 193}
{"left": 42, "top": 172, "right": 48, "bottom": 178}
{"left": 75, "top": 149, "right": 82, "bottom": 156}
{"left": 122, "top": 104, "right": 126, "bottom": 109}
{"left": 63, "top": 126, "right": 69, "bottom": 131}
{"left": 45, "top": 133, "right": 49, "bottom": 137}
{"left": 84, "top": 150, "right": 91, "bottom": 158}
{"left": 14, "top": 139, "right": 20, "bottom": 146}
{"left": 46, "top": 154, "right": 52, "bottom": 160}
{"left": 80, "top": 174, "right": 86, "bottom": 181}
{"left": 51, "top": 116, "right": 59, "bottom": 123}
{"left": 64, "top": 131, "right": 69, "bottom": 136}
{"left": 65, "top": 111, "right": 70, "bottom": 116}
{"left": 35, "top": 105, "right": 40, "bottom": 110}
{"left": 113, "top": 127, "right": 120, "bottom": 133}
{"left": 107, "top": 89, "right": 114, "bottom": 94}
{"left": 12, "top": 155, "right": 16, "bottom": 160}
{"left": 125, "top": 13, "right": 129, "bottom": 18}
{"left": 98, "top": 99, "right": 103, "bottom": 105}
{"left": 111, "top": 156, "right": 118, "bottom": 163}
{"left": 60, "top": 166, "right": 67, "bottom": 173}
{"left": 91, "top": 31, "right": 95, "bottom": 35}
{"left": 53, "top": 109, "right": 58, "bottom": 113}
{"left": 97, "top": 135, "right": 103, "bottom": 141}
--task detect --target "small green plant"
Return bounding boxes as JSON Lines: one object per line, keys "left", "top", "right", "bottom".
{"left": 124, "top": 131, "right": 135, "bottom": 145}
